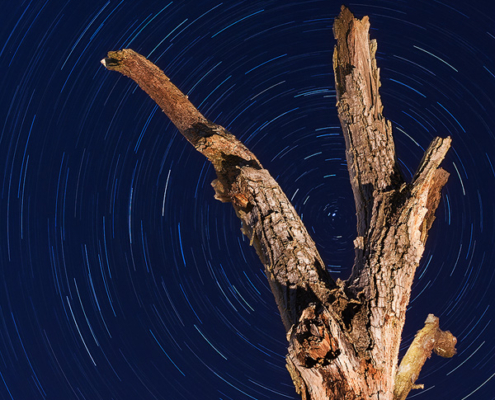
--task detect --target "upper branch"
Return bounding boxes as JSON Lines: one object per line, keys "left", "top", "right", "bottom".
{"left": 102, "top": 50, "right": 206, "bottom": 139}
{"left": 333, "top": 6, "right": 404, "bottom": 238}
{"left": 332, "top": 7, "right": 451, "bottom": 287}
{"left": 101, "top": 50, "right": 260, "bottom": 172}
{"left": 101, "top": 49, "right": 337, "bottom": 331}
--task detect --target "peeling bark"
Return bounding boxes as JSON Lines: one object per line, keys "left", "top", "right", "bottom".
{"left": 101, "top": 5, "right": 456, "bottom": 399}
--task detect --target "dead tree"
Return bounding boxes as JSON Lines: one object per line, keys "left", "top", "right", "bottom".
{"left": 101, "top": 6, "right": 456, "bottom": 400}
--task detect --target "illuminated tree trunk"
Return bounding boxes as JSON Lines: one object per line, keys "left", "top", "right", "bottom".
{"left": 101, "top": 6, "right": 456, "bottom": 399}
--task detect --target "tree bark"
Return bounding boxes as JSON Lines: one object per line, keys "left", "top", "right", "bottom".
{"left": 101, "top": 6, "right": 456, "bottom": 399}
{"left": 394, "top": 314, "right": 456, "bottom": 400}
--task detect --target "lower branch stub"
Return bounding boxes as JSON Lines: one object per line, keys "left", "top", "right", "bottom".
{"left": 394, "top": 314, "right": 457, "bottom": 400}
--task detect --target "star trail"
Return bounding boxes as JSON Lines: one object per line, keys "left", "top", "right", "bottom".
{"left": 1, "top": 0, "right": 495, "bottom": 399}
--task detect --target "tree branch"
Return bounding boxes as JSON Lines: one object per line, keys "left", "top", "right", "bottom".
{"left": 332, "top": 6, "right": 454, "bottom": 396}
{"left": 101, "top": 49, "right": 337, "bottom": 331}
{"left": 333, "top": 6, "right": 404, "bottom": 239}
{"left": 394, "top": 314, "right": 457, "bottom": 400}
{"left": 101, "top": 7, "right": 456, "bottom": 398}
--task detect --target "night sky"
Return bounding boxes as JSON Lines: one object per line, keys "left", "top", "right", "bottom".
{"left": 1, "top": 0, "right": 495, "bottom": 399}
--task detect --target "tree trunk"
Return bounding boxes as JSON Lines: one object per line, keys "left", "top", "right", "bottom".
{"left": 101, "top": 6, "right": 456, "bottom": 399}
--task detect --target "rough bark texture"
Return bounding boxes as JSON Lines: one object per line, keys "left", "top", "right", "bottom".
{"left": 101, "top": 49, "right": 338, "bottom": 333}
{"left": 101, "top": 6, "right": 456, "bottom": 399}
{"left": 331, "top": 8, "right": 454, "bottom": 398}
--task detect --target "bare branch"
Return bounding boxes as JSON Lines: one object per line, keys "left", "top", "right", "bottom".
{"left": 101, "top": 49, "right": 337, "bottom": 331}
{"left": 333, "top": 6, "right": 404, "bottom": 238}
{"left": 394, "top": 314, "right": 457, "bottom": 400}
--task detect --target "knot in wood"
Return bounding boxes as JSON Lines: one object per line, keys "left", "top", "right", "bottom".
{"left": 292, "top": 304, "right": 339, "bottom": 367}
{"left": 433, "top": 330, "right": 457, "bottom": 358}
{"left": 211, "top": 175, "right": 252, "bottom": 211}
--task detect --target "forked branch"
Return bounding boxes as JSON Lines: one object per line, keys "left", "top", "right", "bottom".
{"left": 101, "top": 6, "right": 456, "bottom": 399}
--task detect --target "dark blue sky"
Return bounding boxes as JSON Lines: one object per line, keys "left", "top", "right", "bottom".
{"left": 1, "top": 0, "right": 495, "bottom": 399}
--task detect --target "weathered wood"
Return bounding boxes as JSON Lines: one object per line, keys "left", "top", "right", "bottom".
{"left": 333, "top": 6, "right": 404, "bottom": 239}
{"left": 101, "top": 6, "right": 456, "bottom": 399}
{"left": 394, "top": 315, "right": 457, "bottom": 400}
{"left": 332, "top": 8, "right": 454, "bottom": 399}
{"left": 101, "top": 49, "right": 338, "bottom": 331}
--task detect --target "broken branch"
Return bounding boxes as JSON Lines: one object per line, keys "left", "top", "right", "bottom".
{"left": 394, "top": 314, "right": 457, "bottom": 400}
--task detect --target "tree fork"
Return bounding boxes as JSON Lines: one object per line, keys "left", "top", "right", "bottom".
{"left": 101, "top": 6, "right": 456, "bottom": 399}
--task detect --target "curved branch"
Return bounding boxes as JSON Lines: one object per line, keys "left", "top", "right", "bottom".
{"left": 394, "top": 315, "right": 457, "bottom": 400}
{"left": 101, "top": 49, "right": 336, "bottom": 331}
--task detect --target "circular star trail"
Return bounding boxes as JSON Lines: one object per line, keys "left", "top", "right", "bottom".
{"left": 1, "top": 0, "right": 495, "bottom": 399}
